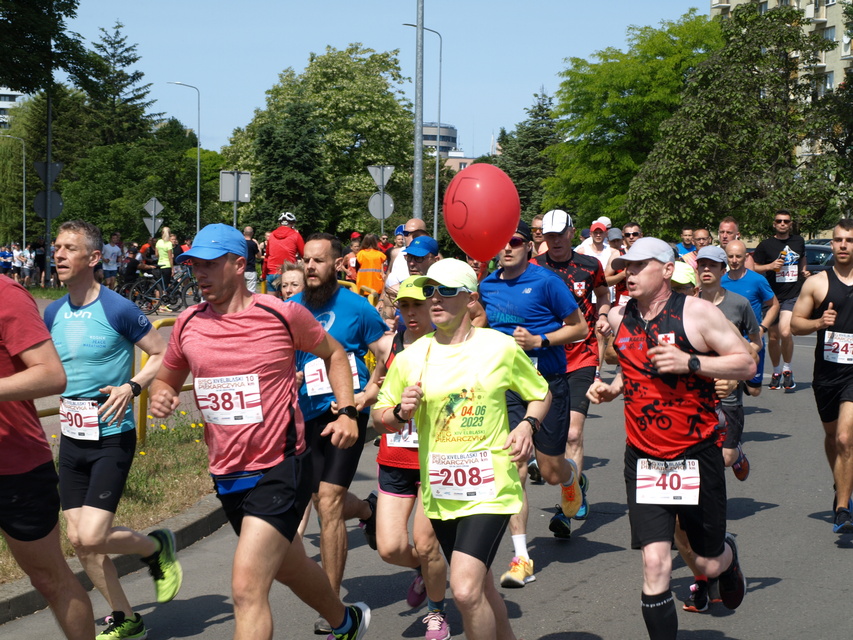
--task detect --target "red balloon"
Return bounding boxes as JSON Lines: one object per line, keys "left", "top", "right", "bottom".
{"left": 443, "top": 164, "right": 520, "bottom": 262}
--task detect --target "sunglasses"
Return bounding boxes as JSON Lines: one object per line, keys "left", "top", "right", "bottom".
{"left": 405, "top": 253, "right": 429, "bottom": 263}
{"left": 422, "top": 285, "right": 471, "bottom": 298}
{"left": 531, "top": 226, "right": 543, "bottom": 232}
{"left": 624, "top": 232, "right": 641, "bottom": 237}
{"left": 774, "top": 219, "right": 791, "bottom": 224}
{"left": 403, "top": 229, "right": 425, "bottom": 237}
{"left": 507, "top": 237, "right": 527, "bottom": 248}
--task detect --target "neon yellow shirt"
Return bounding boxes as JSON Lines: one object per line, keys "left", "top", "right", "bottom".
{"left": 376, "top": 328, "right": 549, "bottom": 520}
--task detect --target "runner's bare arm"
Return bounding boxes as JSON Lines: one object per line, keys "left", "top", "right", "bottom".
{"left": 587, "top": 372, "right": 623, "bottom": 404}
{"left": 469, "top": 299, "right": 488, "bottom": 328}
{"left": 512, "top": 308, "right": 587, "bottom": 350}
{"left": 761, "top": 295, "right": 780, "bottom": 332}
{"left": 791, "top": 272, "right": 831, "bottom": 335}
{"left": 149, "top": 365, "right": 190, "bottom": 418}
{"left": 311, "top": 332, "right": 358, "bottom": 448}
{"left": 0, "top": 339, "right": 66, "bottom": 402}
{"left": 99, "top": 328, "right": 168, "bottom": 426}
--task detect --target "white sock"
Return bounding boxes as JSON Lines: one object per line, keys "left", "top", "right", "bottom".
{"left": 782, "top": 362, "right": 791, "bottom": 372}
{"left": 773, "top": 364, "right": 783, "bottom": 375}
{"left": 512, "top": 534, "right": 528, "bottom": 559}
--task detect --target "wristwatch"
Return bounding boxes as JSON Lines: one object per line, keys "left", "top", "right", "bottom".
{"left": 687, "top": 355, "right": 701, "bottom": 374}
{"left": 127, "top": 380, "right": 142, "bottom": 397}
{"left": 392, "top": 403, "right": 408, "bottom": 423}
{"left": 522, "top": 416, "right": 540, "bottom": 435}
{"left": 338, "top": 405, "right": 359, "bottom": 419}
{"left": 539, "top": 335, "right": 550, "bottom": 349}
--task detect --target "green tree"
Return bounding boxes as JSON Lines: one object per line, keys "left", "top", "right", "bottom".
{"left": 495, "top": 92, "right": 559, "bottom": 221}
{"left": 626, "top": 4, "right": 838, "bottom": 237}
{"left": 223, "top": 44, "right": 417, "bottom": 234}
{"left": 544, "top": 9, "right": 723, "bottom": 226}
{"left": 0, "top": 0, "right": 87, "bottom": 93}
{"left": 69, "top": 21, "right": 158, "bottom": 146}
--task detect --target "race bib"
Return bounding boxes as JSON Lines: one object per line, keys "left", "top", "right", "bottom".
{"left": 304, "top": 352, "right": 360, "bottom": 396}
{"left": 428, "top": 450, "right": 496, "bottom": 501}
{"left": 195, "top": 374, "right": 263, "bottom": 426}
{"left": 776, "top": 265, "right": 797, "bottom": 283}
{"left": 387, "top": 418, "right": 419, "bottom": 448}
{"left": 824, "top": 331, "right": 853, "bottom": 364}
{"left": 60, "top": 398, "right": 100, "bottom": 440}
{"left": 636, "top": 458, "right": 700, "bottom": 505}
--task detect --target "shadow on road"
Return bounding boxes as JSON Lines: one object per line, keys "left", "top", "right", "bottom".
{"left": 726, "top": 497, "right": 778, "bottom": 520}
{"left": 741, "top": 429, "right": 789, "bottom": 442}
{"left": 140, "top": 594, "right": 232, "bottom": 638}
{"left": 535, "top": 632, "right": 604, "bottom": 639}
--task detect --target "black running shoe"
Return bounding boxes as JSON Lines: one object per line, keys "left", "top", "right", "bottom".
{"left": 768, "top": 373, "right": 781, "bottom": 390}
{"left": 682, "top": 579, "right": 709, "bottom": 613}
{"left": 833, "top": 508, "right": 853, "bottom": 534}
{"left": 782, "top": 370, "right": 796, "bottom": 392}
{"left": 359, "top": 491, "right": 378, "bottom": 550}
{"left": 718, "top": 533, "right": 746, "bottom": 610}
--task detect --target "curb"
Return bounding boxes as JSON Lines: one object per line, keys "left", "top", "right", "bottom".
{"left": 0, "top": 493, "right": 227, "bottom": 627}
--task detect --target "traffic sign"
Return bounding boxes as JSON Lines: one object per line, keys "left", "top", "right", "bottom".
{"left": 34, "top": 190, "right": 63, "bottom": 220}
{"left": 144, "top": 197, "right": 164, "bottom": 216}
{"left": 219, "top": 171, "right": 251, "bottom": 202}
{"left": 368, "top": 192, "right": 394, "bottom": 220}
{"left": 143, "top": 216, "right": 164, "bottom": 237}
{"left": 34, "top": 161, "right": 63, "bottom": 188}
{"left": 367, "top": 165, "right": 394, "bottom": 189}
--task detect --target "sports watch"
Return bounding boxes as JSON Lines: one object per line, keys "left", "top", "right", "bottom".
{"left": 127, "top": 380, "right": 142, "bottom": 397}
{"left": 687, "top": 355, "right": 701, "bottom": 374}
{"left": 338, "top": 405, "right": 359, "bottom": 419}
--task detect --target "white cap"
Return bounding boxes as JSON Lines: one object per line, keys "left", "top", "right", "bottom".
{"left": 542, "top": 210, "right": 573, "bottom": 234}
{"left": 595, "top": 216, "right": 612, "bottom": 229}
{"left": 611, "top": 237, "right": 676, "bottom": 270}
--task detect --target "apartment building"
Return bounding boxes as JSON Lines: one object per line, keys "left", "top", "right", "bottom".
{"left": 0, "top": 88, "right": 24, "bottom": 129}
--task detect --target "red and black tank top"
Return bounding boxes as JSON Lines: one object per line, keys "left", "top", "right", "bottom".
{"left": 614, "top": 292, "right": 718, "bottom": 459}
{"left": 377, "top": 330, "right": 419, "bottom": 469}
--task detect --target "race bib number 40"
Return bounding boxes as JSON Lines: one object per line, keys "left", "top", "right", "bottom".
{"left": 824, "top": 331, "right": 853, "bottom": 364}
{"left": 304, "top": 352, "right": 360, "bottom": 396}
{"left": 60, "top": 398, "right": 100, "bottom": 440}
{"left": 195, "top": 374, "right": 263, "bottom": 426}
{"left": 636, "top": 458, "right": 700, "bottom": 505}
{"left": 428, "top": 450, "right": 496, "bottom": 501}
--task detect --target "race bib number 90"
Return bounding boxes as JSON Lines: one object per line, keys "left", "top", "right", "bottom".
{"left": 823, "top": 331, "right": 853, "bottom": 365}
{"left": 636, "top": 458, "right": 700, "bottom": 505}
{"left": 428, "top": 450, "right": 495, "bottom": 501}
{"left": 60, "top": 398, "right": 100, "bottom": 440}
{"left": 195, "top": 374, "right": 263, "bottom": 426}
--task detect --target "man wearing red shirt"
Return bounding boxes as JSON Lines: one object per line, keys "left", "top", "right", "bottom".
{"left": 264, "top": 211, "right": 305, "bottom": 294}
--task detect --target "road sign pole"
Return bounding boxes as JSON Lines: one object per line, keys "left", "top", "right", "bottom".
{"left": 233, "top": 172, "right": 239, "bottom": 227}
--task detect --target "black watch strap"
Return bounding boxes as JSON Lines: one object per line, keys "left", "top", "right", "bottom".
{"left": 392, "top": 403, "right": 408, "bottom": 423}
{"left": 522, "top": 416, "right": 540, "bottom": 435}
{"left": 339, "top": 405, "right": 359, "bottom": 419}
{"left": 127, "top": 380, "right": 142, "bottom": 397}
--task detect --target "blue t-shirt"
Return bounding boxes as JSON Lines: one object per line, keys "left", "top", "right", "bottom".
{"left": 0, "top": 250, "right": 12, "bottom": 267}
{"left": 44, "top": 286, "right": 152, "bottom": 436}
{"left": 721, "top": 269, "right": 775, "bottom": 325}
{"left": 292, "top": 287, "right": 387, "bottom": 421}
{"left": 479, "top": 263, "right": 579, "bottom": 375}
{"left": 676, "top": 242, "right": 694, "bottom": 257}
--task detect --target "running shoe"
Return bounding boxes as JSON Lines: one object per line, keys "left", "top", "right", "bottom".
{"left": 527, "top": 457, "right": 544, "bottom": 485}
{"left": 407, "top": 572, "right": 427, "bottom": 608}
{"left": 575, "top": 473, "right": 590, "bottom": 520}
{"left": 359, "top": 491, "right": 378, "bottom": 551}
{"left": 96, "top": 613, "right": 148, "bottom": 640}
{"left": 549, "top": 504, "right": 572, "bottom": 540}
{"left": 833, "top": 508, "right": 853, "bottom": 534}
{"left": 682, "top": 580, "right": 709, "bottom": 613}
{"left": 500, "top": 556, "right": 536, "bottom": 588}
{"left": 732, "top": 444, "right": 750, "bottom": 481}
{"left": 422, "top": 609, "right": 451, "bottom": 640}
{"left": 782, "top": 370, "right": 796, "bottom": 392}
{"left": 560, "top": 460, "right": 582, "bottom": 518}
{"left": 142, "top": 529, "right": 182, "bottom": 603}
{"left": 768, "top": 373, "right": 781, "bottom": 390}
{"left": 718, "top": 533, "right": 746, "bottom": 610}
{"left": 708, "top": 577, "right": 722, "bottom": 604}
{"left": 327, "top": 602, "right": 371, "bottom": 640}
{"left": 315, "top": 616, "right": 332, "bottom": 635}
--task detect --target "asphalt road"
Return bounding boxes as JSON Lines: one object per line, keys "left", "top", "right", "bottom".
{"left": 3, "top": 333, "right": 849, "bottom": 639}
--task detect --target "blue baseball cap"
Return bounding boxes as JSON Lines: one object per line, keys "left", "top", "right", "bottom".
{"left": 394, "top": 224, "right": 405, "bottom": 236}
{"left": 175, "top": 223, "right": 248, "bottom": 264}
{"left": 404, "top": 236, "right": 439, "bottom": 257}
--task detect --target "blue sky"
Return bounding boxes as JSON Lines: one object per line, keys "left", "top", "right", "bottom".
{"left": 65, "top": 1, "right": 703, "bottom": 157}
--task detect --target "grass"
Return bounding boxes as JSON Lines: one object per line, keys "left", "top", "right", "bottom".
{"left": 0, "top": 411, "right": 212, "bottom": 584}
{"left": 27, "top": 284, "right": 68, "bottom": 300}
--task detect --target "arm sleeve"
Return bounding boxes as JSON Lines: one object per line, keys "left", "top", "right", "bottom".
{"left": 285, "top": 302, "right": 327, "bottom": 353}
{"left": 109, "top": 294, "right": 153, "bottom": 344}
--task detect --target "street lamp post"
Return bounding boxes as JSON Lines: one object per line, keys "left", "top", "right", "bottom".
{"left": 404, "top": 23, "right": 442, "bottom": 239}
{"left": 1, "top": 135, "right": 26, "bottom": 244}
{"left": 168, "top": 81, "right": 201, "bottom": 236}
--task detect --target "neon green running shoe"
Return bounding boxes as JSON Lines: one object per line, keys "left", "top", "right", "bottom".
{"left": 96, "top": 612, "right": 148, "bottom": 639}
{"left": 143, "top": 528, "right": 183, "bottom": 603}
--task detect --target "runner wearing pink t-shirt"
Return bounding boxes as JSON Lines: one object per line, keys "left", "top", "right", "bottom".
{"left": 150, "top": 224, "right": 371, "bottom": 640}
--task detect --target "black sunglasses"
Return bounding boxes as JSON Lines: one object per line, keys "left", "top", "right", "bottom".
{"left": 624, "top": 232, "right": 641, "bottom": 237}
{"left": 507, "top": 237, "right": 527, "bottom": 248}
{"left": 774, "top": 219, "right": 791, "bottom": 224}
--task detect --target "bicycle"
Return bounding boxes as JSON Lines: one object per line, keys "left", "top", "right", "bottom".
{"left": 129, "top": 270, "right": 200, "bottom": 315}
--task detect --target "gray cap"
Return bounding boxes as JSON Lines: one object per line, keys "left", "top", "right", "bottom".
{"left": 607, "top": 228, "right": 623, "bottom": 241}
{"left": 696, "top": 246, "right": 728, "bottom": 264}
{"left": 611, "top": 237, "right": 675, "bottom": 270}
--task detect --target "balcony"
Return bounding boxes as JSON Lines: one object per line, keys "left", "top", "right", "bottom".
{"left": 804, "top": 3, "right": 828, "bottom": 25}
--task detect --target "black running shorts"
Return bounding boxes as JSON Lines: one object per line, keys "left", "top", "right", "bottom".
{"left": 306, "top": 409, "right": 368, "bottom": 492}
{"left": 506, "top": 372, "right": 570, "bottom": 457}
{"left": 813, "top": 380, "right": 853, "bottom": 424}
{"left": 217, "top": 450, "right": 312, "bottom": 542}
{"left": 58, "top": 430, "right": 136, "bottom": 513}
{"left": 378, "top": 464, "right": 420, "bottom": 498}
{"left": 0, "top": 461, "right": 61, "bottom": 542}
{"left": 624, "top": 442, "right": 727, "bottom": 558}
{"left": 430, "top": 513, "right": 509, "bottom": 570}
{"left": 567, "top": 366, "right": 596, "bottom": 417}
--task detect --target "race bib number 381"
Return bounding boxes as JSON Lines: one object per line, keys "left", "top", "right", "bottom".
{"left": 636, "top": 458, "right": 700, "bottom": 505}
{"left": 195, "top": 374, "right": 263, "bottom": 426}
{"left": 428, "top": 450, "right": 496, "bottom": 501}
